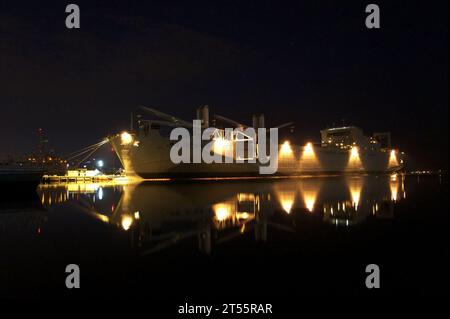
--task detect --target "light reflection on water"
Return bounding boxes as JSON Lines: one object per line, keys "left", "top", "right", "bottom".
{"left": 28, "top": 174, "right": 408, "bottom": 255}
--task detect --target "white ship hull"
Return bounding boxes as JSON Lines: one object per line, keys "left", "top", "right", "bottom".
{"left": 109, "top": 131, "right": 404, "bottom": 179}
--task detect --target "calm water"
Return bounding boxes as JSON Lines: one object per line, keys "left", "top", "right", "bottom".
{"left": 1, "top": 174, "right": 448, "bottom": 298}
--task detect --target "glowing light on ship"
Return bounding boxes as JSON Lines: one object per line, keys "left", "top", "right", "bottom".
{"left": 120, "top": 132, "right": 133, "bottom": 145}
{"left": 280, "top": 141, "right": 294, "bottom": 158}
{"left": 304, "top": 142, "right": 314, "bottom": 156}
{"left": 347, "top": 146, "right": 363, "bottom": 171}
{"left": 389, "top": 149, "right": 399, "bottom": 168}
{"left": 213, "top": 137, "right": 232, "bottom": 155}
{"left": 300, "top": 142, "right": 320, "bottom": 170}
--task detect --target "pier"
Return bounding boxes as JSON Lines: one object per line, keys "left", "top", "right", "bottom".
{"left": 42, "top": 168, "right": 126, "bottom": 184}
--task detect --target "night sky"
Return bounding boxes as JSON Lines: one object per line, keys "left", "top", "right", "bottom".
{"left": 0, "top": 1, "right": 448, "bottom": 169}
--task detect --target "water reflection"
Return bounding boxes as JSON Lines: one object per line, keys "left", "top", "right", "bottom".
{"left": 0, "top": 191, "right": 47, "bottom": 238}
{"left": 347, "top": 177, "right": 363, "bottom": 210}
{"left": 35, "top": 175, "right": 407, "bottom": 255}
{"left": 277, "top": 191, "right": 295, "bottom": 214}
{"left": 299, "top": 179, "right": 321, "bottom": 212}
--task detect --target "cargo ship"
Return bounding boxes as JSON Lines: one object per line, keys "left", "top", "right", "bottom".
{"left": 109, "top": 106, "right": 404, "bottom": 179}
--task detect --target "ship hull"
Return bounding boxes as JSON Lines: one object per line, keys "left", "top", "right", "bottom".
{"left": 110, "top": 132, "right": 404, "bottom": 179}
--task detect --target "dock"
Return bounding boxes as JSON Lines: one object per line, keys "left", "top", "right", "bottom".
{"left": 42, "top": 174, "right": 122, "bottom": 184}
{"left": 42, "top": 168, "right": 126, "bottom": 184}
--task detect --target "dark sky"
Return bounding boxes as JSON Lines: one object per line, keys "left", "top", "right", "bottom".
{"left": 0, "top": 0, "right": 448, "bottom": 169}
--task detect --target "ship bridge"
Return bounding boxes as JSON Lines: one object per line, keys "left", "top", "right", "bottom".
{"left": 320, "top": 126, "right": 389, "bottom": 152}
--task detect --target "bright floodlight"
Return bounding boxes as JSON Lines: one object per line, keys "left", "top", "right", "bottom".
{"left": 121, "top": 132, "right": 133, "bottom": 145}
{"left": 304, "top": 142, "right": 314, "bottom": 155}
{"left": 280, "top": 141, "right": 293, "bottom": 157}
